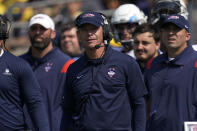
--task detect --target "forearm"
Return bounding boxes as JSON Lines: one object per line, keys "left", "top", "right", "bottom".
{"left": 132, "top": 97, "right": 146, "bottom": 131}
{"left": 27, "top": 99, "right": 50, "bottom": 131}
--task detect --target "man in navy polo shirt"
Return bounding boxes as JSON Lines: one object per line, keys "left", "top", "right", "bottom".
{"left": 20, "top": 14, "right": 73, "bottom": 131}
{"left": 0, "top": 15, "right": 49, "bottom": 131}
{"left": 145, "top": 14, "right": 197, "bottom": 131}
{"left": 60, "top": 11, "right": 147, "bottom": 131}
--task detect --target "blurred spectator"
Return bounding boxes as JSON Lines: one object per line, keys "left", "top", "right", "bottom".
{"left": 60, "top": 21, "right": 83, "bottom": 60}
{"left": 60, "top": 0, "right": 83, "bottom": 23}
{"left": 82, "top": 0, "right": 104, "bottom": 11}
{"left": 0, "top": 2, "right": 6, "bottom": 14}
{"left": 101, "top": 0, "right": 121, "bottom": 9}
{"left": 21, "top": 6, "right": 34, "bottom": 21}
{"left": 101, "top": 0, "right": 138, "bottom": 9}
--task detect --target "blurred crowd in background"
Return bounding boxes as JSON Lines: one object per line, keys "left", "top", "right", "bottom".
{"left": 0, "top": 0, "right": 195, "bottom": 55}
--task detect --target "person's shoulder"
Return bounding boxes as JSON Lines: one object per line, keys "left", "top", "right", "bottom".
{"left": 107, "top": 49, "right": 140, "bottom": 71}
{"left": 145, "top": 54, "right": 165, "bottom": 71}
{"left": 3, "top": 51, "right": 32, "bottom": 72}
{"left": 68, "top": 55, "right": 84, "bottom": 68}
{"left": 46, "top": 48, "right": 71, "bottom": 67}
{"left": 153, "top": 53, "right": 165, "bottom": 62}
{"left": 181, "top": 45, "right": 197, "bottom": 61}
{"left": 53, "top": 47, "right": 71, "bottom": 59}
{"left": 19, "top": 51, "right": 29, "bottom": 58}
{"left": 187, "top": 45, "right": 197, "bottom": 62}
{"left": 50, "top": 48, "right": 71, "bottom": 65}
{"left": 4, "top": 51, "right": 28, "bottom": 64}
{"left": 111, "top": 49, "right": 136, "bottom": 62}
{"left": 65, "top": 55, "right": 85, "bottom": 74}
{"left": 19, "top": 51, "right": 30, "bottom": 62}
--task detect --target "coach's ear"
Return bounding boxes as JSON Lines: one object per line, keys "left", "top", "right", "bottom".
{"left": 185, "top": 31, "right": 191, "bottom": 42}
{"left": 51, "top": 29, "right": 56, "bottom": 39}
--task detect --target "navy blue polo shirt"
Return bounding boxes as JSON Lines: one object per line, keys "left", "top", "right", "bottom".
{"left": 145, "top": 45, "right": 197, "bottom": 131}
{"left": 61, "top": 46, "right": 147, "bottom": 131}
{"left": 20, "top": 47, "right": 71, "bottom": 131}
{"left": 0, "top": 50, "right": 49, "bottom": 131}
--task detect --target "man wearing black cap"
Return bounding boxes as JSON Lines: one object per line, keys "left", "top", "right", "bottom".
{"left": 145, "top": 14, "right": 197, "bottom": 131}
{"left": 60, "top": 11, "right": 147, "bottom": 131}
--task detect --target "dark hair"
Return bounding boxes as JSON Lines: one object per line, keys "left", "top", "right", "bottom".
{"left": 0, "top": 15, "right": 10, "bottom": 40}
{"left": 60, "top": 21, "right": 76, "bottom": 33}
{"left": 133, "top": 23, "right": 160, "bottom": 43}
{"left": 0, "top": 15, "right": 11, "bottom": 50}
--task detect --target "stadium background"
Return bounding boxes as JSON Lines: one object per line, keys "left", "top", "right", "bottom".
{"left": 0, "top": 0, "right": 194, "bottom": 56}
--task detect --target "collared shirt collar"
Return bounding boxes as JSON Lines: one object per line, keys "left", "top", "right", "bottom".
{"left": 83, "top": 45, "right": 112, "bottom": 65}
{"left": 162, "top": 45, "right": 194, "bottom": 66}
{"left": 25, "top": 47, "right": 57, "bottom": 65}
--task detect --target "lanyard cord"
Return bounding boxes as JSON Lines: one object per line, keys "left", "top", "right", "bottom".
{"left": 73, "top": 46, "right": 107, "bottom": 126}
{"left": 90, "top": 46, "right": 107, "bottom": 88}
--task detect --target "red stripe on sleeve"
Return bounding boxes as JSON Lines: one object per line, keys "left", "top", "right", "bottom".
{"left": 61, "top": 59, "right": 75, "bottom": 73}
{"left": 146, "top": 58, "right": 154, "bottom": 70}
{"left": 195, "top": 61, "right": 197, "bottom": 68}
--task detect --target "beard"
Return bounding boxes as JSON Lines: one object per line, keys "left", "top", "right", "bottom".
{"left": 29, "top": 35, "right": 51, "bottom": 50}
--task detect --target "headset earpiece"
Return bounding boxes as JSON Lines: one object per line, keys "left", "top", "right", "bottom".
{"left": 75, "top": 12, "right": 113, "bottom": 44}
{"left": 99, "top": 13, "right": 113, "bottom": 43}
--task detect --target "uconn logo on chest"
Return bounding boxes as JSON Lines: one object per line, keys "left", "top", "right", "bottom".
{"left": 44, "top": 62, "right": 53, "bottom": 72}
{"left": 107, "top": 67, "right": 116, "bottom": 78}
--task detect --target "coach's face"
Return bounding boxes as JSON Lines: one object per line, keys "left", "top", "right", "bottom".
{"left": 161, "top": 23, "right": 190, "bottom": 53}
{"left": 28, "top": 24, "right": 56, "bottom": 50}
{"left": 77, "top": 24, "right": 103, "bottom": 50}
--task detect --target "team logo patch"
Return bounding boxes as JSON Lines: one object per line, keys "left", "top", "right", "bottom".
{"left": 180, "top": 65, "right": 184, "bottom": 69}
{"left": 3, "top": 68, "right": 12, "bottom": 75}
{"left": 107, "top": 67, "right": 116, "bottom": 78}
{"left": 45, "top": 62, "right": 53, "bottom": 72}
{"left": 129, "top": 16, "right": 138, "bottom": 23}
